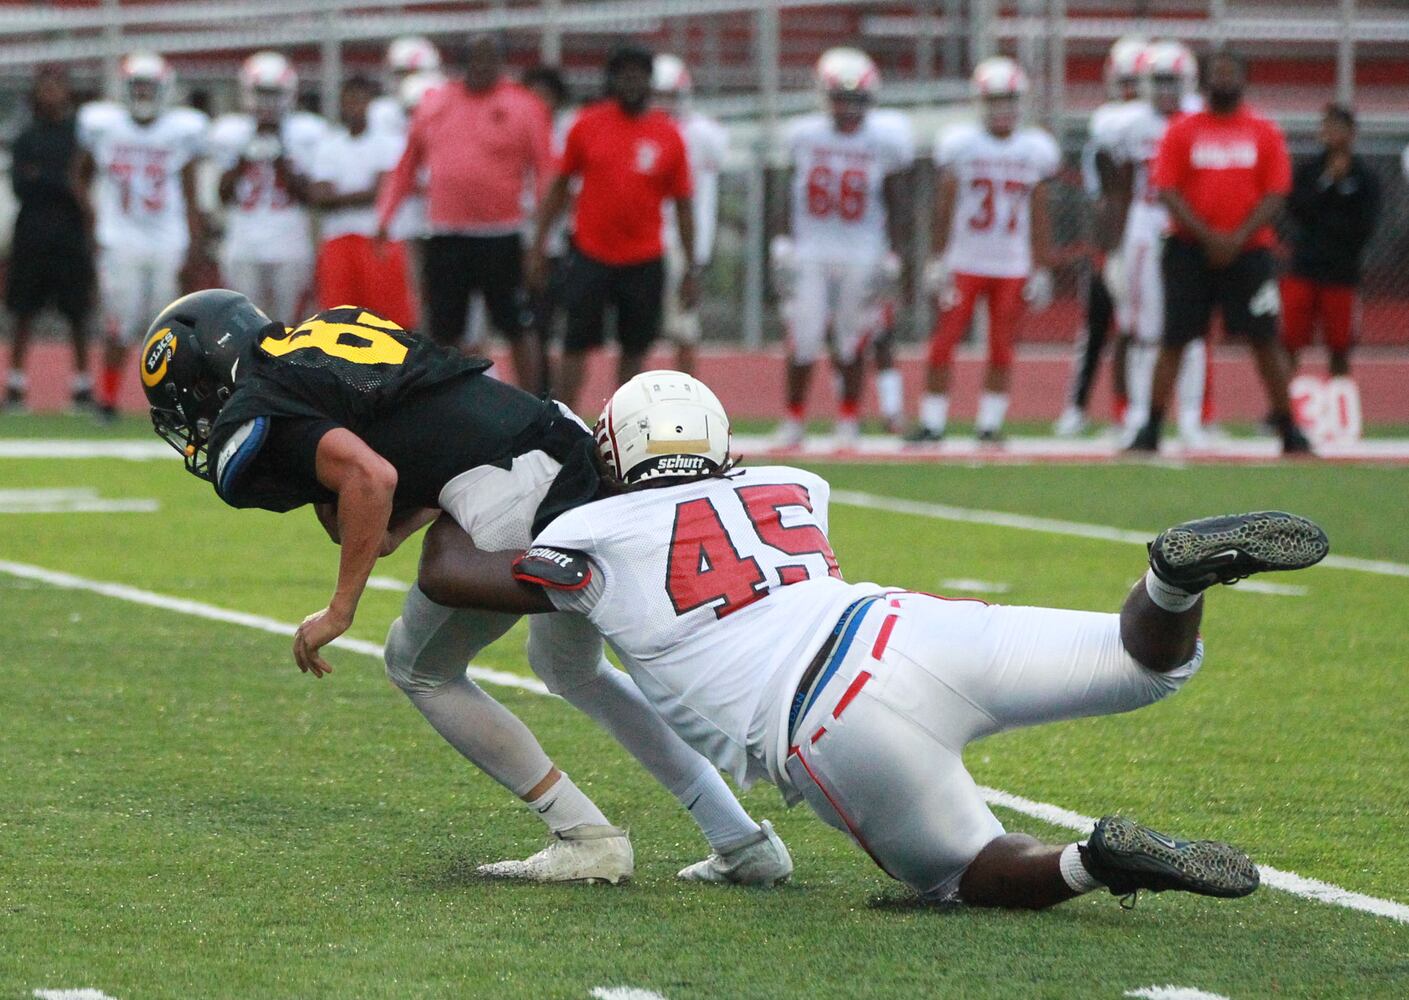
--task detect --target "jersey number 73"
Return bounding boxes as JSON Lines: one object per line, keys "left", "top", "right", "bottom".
{"left": 666, "top": 483, "right": 842, "bottom": 620}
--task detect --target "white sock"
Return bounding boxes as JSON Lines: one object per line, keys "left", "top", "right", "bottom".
{"left": 876, "top": 368, "right": 904, "bottom": 422}
{"left": 1175, "top": 338, "right": 1207, "bottom": 435}
{"left": 6, "top": 370, "right": 25, "bottom": 391}
{"left": 1144, "top": 570, "right": 1202, "bottom": 612}
{"left": 679, "top": 767, "right": 761, "bottom": 854}
{"left": 976, "top": 391, "right": 1009, "bottom": 433}
{"left": 526, "top": 772, "right": 611, "bottom": 835}
{"left": 71, "top": 373, "right": 93, "bottom": 393}
{"left": 920, "top": 393, "right": 949, "bottom": 433}
{"left": 1059, "top": 842, "right": 1102, "bottom": 893}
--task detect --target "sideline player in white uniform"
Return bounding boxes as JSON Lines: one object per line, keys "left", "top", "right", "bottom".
{"left": 909, "top": 58, "right": 1058, "bottom": 444}
{"left": 653, "top": 54, "right": 730, "bottom": 377}
{"left": 773, "top": 48, "right": 912, "bottom": 449}
{"left": 79, "top": 52, "right": 207, "bottom": 419}
{"left": 210, "top": 52, "right": 326, "bottom": 325}
{"left": 1054, "top": 36, "right": 1147, "bottom": 437}
{"left": 369, "top": 35, "right": 441, "bottom": 139}
{"left": 418, "top": 369, "right": 1328, "bottom": 906}
{"left": 1110, "top": 40, "right": 1209, "bottom": 447}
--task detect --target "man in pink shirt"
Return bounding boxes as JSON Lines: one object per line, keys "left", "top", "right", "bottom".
{"left": 377, "top": 34, "right": 553, "bottom": 388}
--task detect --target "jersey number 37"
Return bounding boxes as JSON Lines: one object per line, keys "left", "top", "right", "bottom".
{"left": 667, "top": 483, "right": 841, "bottom": 620}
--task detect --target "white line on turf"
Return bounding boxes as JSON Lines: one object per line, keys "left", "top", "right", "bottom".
{"left": 33, "top": 990, "right": 121, "bottom": 1000}
{"left": 831, "top": 489, "right": 1409, "bottom": 579}
{"left": 589, "top": 988, "right": 669, "bottom": 1000}
{"left": 0, "top": 439, "right": 171, "bottom": 460}
{"left": 979, "top": 786, "right": 1409, "bottom": 925}
{"left": 366, "top": 575, "right": 410, "bottom": 592}
{"left": 1124, "top": 987, "right": 1230, "bottom": 1000}
{"left": 0, "top": 559, "right": 548, "bottom": 697}
{"left": 0, "top": 487, "right": 158, "bottom": 515}
{"left": 938, "top": 578, "right": 1012, "bottom": 594}
{"left": 1230, "top": 580, "right": 1307, "bottom": 597}
{"left": 2, "top": 558, "right": 1405, "bottom": 925}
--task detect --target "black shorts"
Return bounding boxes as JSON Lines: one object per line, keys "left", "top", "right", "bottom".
{"left": 560, "top": 248, "right": 664, "bottom": 354}
{"left": 5, "top": 240, "right": 93, "bottom": 324}
{"left": 419, "top": 233, "right": 532, "bottom": 347}
{"left": 1162, "top": 237, "right": 1279, "bottom": 348}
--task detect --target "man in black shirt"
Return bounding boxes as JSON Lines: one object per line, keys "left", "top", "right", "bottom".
{"left": 1281, "top": 103, "right": 1380, "bottom": 376}
{"left": 141, "top": 290, "right": 792, "bottom": 886}
{"left": 5, "top": 66, "right": 95, "bottom": 410}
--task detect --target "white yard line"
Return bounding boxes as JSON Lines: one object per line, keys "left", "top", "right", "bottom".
{"left": 831, "top": 489, "right": 1409, "bottom": 579}
{"left": 589, "top": 988, "right": 670, "bottom": 1000}
{"left": 1124, "top": 988, "right": 1231, "bottom": 1000}
{"left": 2, "top": 557, "right": 1405, "bottom": 925}
{"left": 33, "top": 990, "right": 121, "bottom": 1000}
{"left": 938, "top": 578, "right": 1012, "bottom": 594}
{"left": 0, "top": 488, "right": 158, "bottom": 515}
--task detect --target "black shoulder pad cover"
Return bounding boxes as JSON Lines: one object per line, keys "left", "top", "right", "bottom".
{"left": 511, "top": 546, "right": 593, "bottom": 591}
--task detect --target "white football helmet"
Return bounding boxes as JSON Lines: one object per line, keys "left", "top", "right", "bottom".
{"left": 239, "top": 51, "right": 297, "bottom": 121}
{"left": 121, "top": 51, "right": 173, "bottom": 121}
{"left": 652, "top": 53, "right": 692, "bottom": 116}
{"left": 386, "top": 36, "right": 441, "bottom": 76}
{"left": 596, "top": 371, "right": 732, "bottom": 486}
{"left": 1104, "top": 35, "right": 1148, "bottom": 97}
{"left": 816, "top": 47, "right": 880, "bottom": 96}
{"left": 1141, "top": 39, "right": 1198, "bottom": 106}
{"left": 398, "top": 69, "right": 446, "bottom": 112}
{"left": 971, "top": 56, "right": 1027, "bottom": 134}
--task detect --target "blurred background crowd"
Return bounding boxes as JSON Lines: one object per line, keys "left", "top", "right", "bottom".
{"left": 1, "top": 0, "right": 1406, "bottom": 452}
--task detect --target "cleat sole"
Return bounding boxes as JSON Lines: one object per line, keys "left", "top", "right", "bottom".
{"left": 1098, "top": 816, "right": 1260, "bottom": 899}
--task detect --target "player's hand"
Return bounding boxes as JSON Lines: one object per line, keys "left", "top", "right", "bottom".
{"left": 679, "top": 266, "right": 700, "bottom": 309}
{"left": 921, "top": 255, "right": 952, "bottom": 301}
{"left": 1325, "top": 151, "right": 1352, "bottom": 183}
{"left": 1204, "top": 232, "right": 1241, "bottom": 269}
{"left": 293, "top": 605, "right": 353, "bottom": 678}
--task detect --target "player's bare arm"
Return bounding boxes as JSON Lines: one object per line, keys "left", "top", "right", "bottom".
{"left": 931, "top": 168, "right": 957, "bottom": 257}
{"left": 292, "top": 428, "right": 398, "bottom": 678}
{"left": 309, "top": 172, "right": 383, "bottom": 212}
{"left": 313, "top": 501, "right": 437, "bottom": 557}
{"left": 675, "top": 194, "right": 698, "bottom": 308}
{"left": 417, "top": 514, "right": 556, "bottom": 615}
{"left": 1095, "top": 150, "right": 1133, "bottom": 252}
{"left": 1159, "top": 188, "right": 1216, "bottom": 247}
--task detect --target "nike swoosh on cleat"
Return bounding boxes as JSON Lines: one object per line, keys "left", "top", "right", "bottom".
{"left": 1144, "top": 830, "right": 1181, "bottom": 850}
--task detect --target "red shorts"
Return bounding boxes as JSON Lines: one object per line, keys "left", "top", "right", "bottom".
{"left": 1280, "top": 276, "right": 1355, "bottom": 354}
{"left": 927, "top": 272, "right": 1025, "bottom": 369}
{"left": 316, "top": 234, "right": 416, "bottom": 330}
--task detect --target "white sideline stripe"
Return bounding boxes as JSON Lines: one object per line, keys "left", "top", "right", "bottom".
{"left": 979, "top": 786, "right": 1409, "bottom": 925}
{"left": 366, "top": 575, "right": 410, "bottom": 592}
{"left": 3, "top": 558, "right": 1405, "bottom": 925}
{"left": 831, "top": 489, "right": 1409, "bottom": 579}
{"left": 1125, "top": 987, "right": 1230, "bottom": 1000}
{"left": 33, "top": 990, "right": 121, "bottom": 1000}
{"left": 0, "top": 559, "right": 549, "bottom": 697}
{"left": 590, "top": 988, "right": 669, "bottom": 1000}
{"left": 938, "top": 577, "right": 1011, "bottom": 594}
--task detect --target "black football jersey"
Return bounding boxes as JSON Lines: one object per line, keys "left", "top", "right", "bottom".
{"left": 207, "top": 307, "right": 599, "bottom": 522}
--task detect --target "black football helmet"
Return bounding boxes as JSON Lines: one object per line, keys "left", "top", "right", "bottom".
{"left": 140, "top": 289, "right": 277, "bottom": 481}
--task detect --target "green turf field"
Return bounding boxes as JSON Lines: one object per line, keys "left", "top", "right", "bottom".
{"left": 2, "top": 415, "right": 1406, "bottom": 999}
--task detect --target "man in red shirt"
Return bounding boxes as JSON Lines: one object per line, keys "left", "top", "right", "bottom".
{"left": 528, "top": 43, "right": 696, "bottom": 414}
{"left": 376, "top": 34, "right": 554, "bottom": 388}
{"left": 1131, "top": 50, "right": 1310, "bottom": 454}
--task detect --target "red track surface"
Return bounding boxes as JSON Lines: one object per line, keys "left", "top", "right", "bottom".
{"left": 8, "top": 340, "right": 1408, "bottom": 424}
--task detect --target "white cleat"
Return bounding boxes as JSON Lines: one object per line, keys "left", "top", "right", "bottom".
{"left": 832, "top": 419, "right": 860, "bottom": 450}
{"left": 676, "top": 820, "right": 793, "bottom": 887}
{"left": 774, "top": 418, "right": 805, "bottom": 449}
{"left": 475, "top": 824, "right": 633, "bottom": 884}
{"left": 1053, "top": 405, "right": 1088, "bottom": 438}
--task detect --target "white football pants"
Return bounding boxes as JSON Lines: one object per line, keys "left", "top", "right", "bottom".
{"left": 783, "top": 592, "right": 1202, "bottom": 899}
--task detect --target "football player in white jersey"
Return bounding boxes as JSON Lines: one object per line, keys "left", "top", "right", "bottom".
{"left": 1109, "top": 40, "right": 1209, "bottom": 447}
{"left": 909, "top": 58, "right": 1058, "bottom": 444}
{"left": 653, "top": 54, "right": 730, "bottom": 377}
{"left": 210, "top": 52, "right": 326, "bottom": 325}
{"left": 79, "top": 51, "right": 207, "bottom": 419}
{"left": 773, "top": 48, "right": 913, "bottom": 449}
{"left": 417, "top": 369, "right": 1327, "bottom": 907}
{"left": 369, "top": 35, "right": 441, "bottom": 138}
{"left": 1054, "top": 36, "right": 1147, "bottom": 437}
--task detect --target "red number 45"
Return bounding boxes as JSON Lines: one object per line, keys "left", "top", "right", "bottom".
{"left": 666, "top": 484, "right": 841, "bottom": 620}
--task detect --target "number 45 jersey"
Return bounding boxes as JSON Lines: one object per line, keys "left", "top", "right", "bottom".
{"left": 936, "top": 121, "right": 1060, "bottom": 279}
{"left": 786, "top": 110, "right": 914, "bottom": 263}
{"left": 535, "top": 466, "right": 884, "bottom": 793}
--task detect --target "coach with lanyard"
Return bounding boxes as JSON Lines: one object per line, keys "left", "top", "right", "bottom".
{"left": 1129, "top": 49, "right": 1310, "bottom": 455}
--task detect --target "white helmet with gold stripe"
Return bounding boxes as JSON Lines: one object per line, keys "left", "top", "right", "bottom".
{"left": 596, "top": 371, "right": 732, "bottom": 485}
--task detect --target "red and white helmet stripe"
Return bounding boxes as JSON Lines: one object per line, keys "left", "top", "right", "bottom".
{"left": 971, "top": 56, "right": 1028, "bottom": 98}
{"left": 816, "top": 47, "right": 880, "bottom": 95}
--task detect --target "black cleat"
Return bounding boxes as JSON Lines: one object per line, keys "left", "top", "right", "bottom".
{"left": 1126, "top": 423, "right": 1160, "bottom": 453}
{"left": 976, "top": 428, "right": 1005, "bottom": 446}
{"left": 1079, "top": 815, "right": 1260, "bottom": 900}
{"left": 903, "top": 425, "right": 945, "bottom": 444}
{"left": 1281, "top": 424, "right": 1313, "bottom": 455}
{"left": 1148, "top": 511, "right": 1328, "bottom": 594}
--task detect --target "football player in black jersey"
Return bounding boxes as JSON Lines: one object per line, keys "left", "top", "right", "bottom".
{"left": 139, "top": 289, "right": 793, "bottom": 885}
